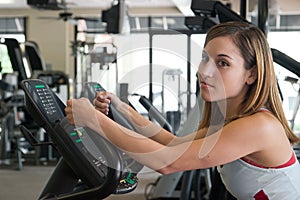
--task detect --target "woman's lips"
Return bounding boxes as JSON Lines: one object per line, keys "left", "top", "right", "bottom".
{"left": 200, "top": 81, "right": 212, "bottom": 89}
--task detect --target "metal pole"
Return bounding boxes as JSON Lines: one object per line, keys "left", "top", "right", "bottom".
{"left": 258, "top": 0, "right": 269, "bottom": 36}
{"left": 187, "top": 34, "right": 191, "bottom": 115}
{"left": 149, "top": 17, "right": 153, "bottom": 102}
{"left": 240, "top": 0, "right": 248, "bottom": 19}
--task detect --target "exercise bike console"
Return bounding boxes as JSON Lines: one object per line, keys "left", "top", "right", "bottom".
{"left": 21, "top": 79, "right": 122, "bottom": 200}
{"left": 22, "top": 80, "right": 64, "bottom": 127}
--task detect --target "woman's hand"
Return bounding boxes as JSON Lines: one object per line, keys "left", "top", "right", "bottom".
{"left": 94, "top": 91, "right": 122, "bottom": 115}
{"left": 65, "top": 97, "right": 98, "bottom": 128}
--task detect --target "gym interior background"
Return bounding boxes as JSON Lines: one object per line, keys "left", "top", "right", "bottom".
{"left": 0, "top": 0, "right": 300, "bottom": 199}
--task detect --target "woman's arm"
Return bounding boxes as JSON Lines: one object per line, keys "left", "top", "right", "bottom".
{"left": 93, "top": 92, "right": 208, "bottom": 146}
{"left": 65, "top": 98, "right": 279, "bottom": 174}
{"left": 115, "top": 101, "right": 209, "bottom": 146}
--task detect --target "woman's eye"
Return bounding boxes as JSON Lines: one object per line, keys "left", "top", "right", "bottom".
{"left": 217, "top": 60, "right": 229, "bottom": 67}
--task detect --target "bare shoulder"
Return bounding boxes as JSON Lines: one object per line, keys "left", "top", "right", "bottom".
{"left": 225, "top": 111, "right": 285, "bottom": 142}
{"left": 247, "top": 111, "right": 283, "bottom": 133}
{"left": 227, "top": 112, "right": 292, "bottom": 167}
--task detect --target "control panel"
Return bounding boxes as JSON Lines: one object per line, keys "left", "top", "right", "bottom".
{"left": 22, "top": 80, "right": 64, "bottom": 126}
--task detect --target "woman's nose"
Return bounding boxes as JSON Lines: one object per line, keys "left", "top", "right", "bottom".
{"left": 198, "top": 62, "right": 215, "bottom": 79}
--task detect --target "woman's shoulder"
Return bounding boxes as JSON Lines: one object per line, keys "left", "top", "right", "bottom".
{"left": 227, "top": 110, "right": 284, "bottom": 138}
{"left": 252, "top": 108, "right": 282, "bottom": 129}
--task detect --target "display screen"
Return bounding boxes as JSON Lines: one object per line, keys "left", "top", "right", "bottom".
{"left": 35, "top": 84, "right": 45, "bottom": 89}
{"left": 93, "top": 84, "right": 101, "bottom": 89}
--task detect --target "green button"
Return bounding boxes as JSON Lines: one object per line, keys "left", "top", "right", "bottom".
{"left": 70, "top": 132, "right": 77, "bottom": 136}
{"left": 75, "top": 139, "right": 82, "bottom": 143}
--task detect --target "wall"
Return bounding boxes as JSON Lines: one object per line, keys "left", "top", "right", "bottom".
{"left": 0, "top": 7, "right": 180, "bottom": 83}
{"left": 0, "top": 8, "right": 100, "bottom": 82}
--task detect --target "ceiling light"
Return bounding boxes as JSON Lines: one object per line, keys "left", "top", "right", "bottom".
{"left": 0, "top": 0, "right": 14, "bottom": 4}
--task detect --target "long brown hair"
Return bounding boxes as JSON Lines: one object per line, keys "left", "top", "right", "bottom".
{"left": 198, "top": 21, "right": 300, "bottom": 144}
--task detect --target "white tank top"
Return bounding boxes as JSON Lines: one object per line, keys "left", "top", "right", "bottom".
{"left": 217, "top": 153, "right": 300, "bottom": 199}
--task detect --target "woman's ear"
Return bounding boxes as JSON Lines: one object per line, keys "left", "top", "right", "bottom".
{"left": 246, "top": 65, "right": 257, "bottom": 85}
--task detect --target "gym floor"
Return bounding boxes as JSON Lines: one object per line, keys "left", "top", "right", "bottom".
{"left": 0, "top": 165, "right": 160, "bottom": 200}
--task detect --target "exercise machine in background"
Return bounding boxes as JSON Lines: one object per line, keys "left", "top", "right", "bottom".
{"left": 24, "top": 41, "right": 70, "bottom": 102}
{"left": 0, "top": 40, "right": 31, "bottom": 170}
{"left": 271, "top": 48, "right": 300, "bottom": 159}
{"left": 0, "top": 75, "right": 24, "bottom": 170}
{"left": 0, "top": 37, "right": 71, "bottom": 167}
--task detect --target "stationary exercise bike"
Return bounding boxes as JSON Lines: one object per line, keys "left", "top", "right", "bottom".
{"left": 19, "top": 79, "right": 140, "bottom": 199}
{"left": 81, "top": 82, "right": 144, "bottom": 191}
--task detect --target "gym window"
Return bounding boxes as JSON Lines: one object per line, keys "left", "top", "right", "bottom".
{"left": 0, "top": 17, "right": 26, "bottom": 42}
{"left": 0, "top": 17, "right": 26, "bottom": 79}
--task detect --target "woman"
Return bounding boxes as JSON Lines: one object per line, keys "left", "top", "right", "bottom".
{"left": 65, "top": 21, "right": 300, "bottom": 199}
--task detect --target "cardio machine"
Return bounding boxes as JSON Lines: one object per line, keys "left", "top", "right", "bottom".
{"left": 81, "top": 82, "right": 144, "bottom": 190}
{"left": 19, "top": 79, "right": 140, "bottom": 199}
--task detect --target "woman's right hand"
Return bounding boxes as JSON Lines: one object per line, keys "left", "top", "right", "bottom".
{"left": 94, "top": 91, "right": 122, "bottom": 115}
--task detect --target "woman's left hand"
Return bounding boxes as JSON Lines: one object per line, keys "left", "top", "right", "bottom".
{"left": 65, "top": 97, "right": 98, "bottom": 128}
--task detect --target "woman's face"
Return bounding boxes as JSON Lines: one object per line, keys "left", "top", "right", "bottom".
{"left": 198, "top": 36, "right": 255, "bottom": 105}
